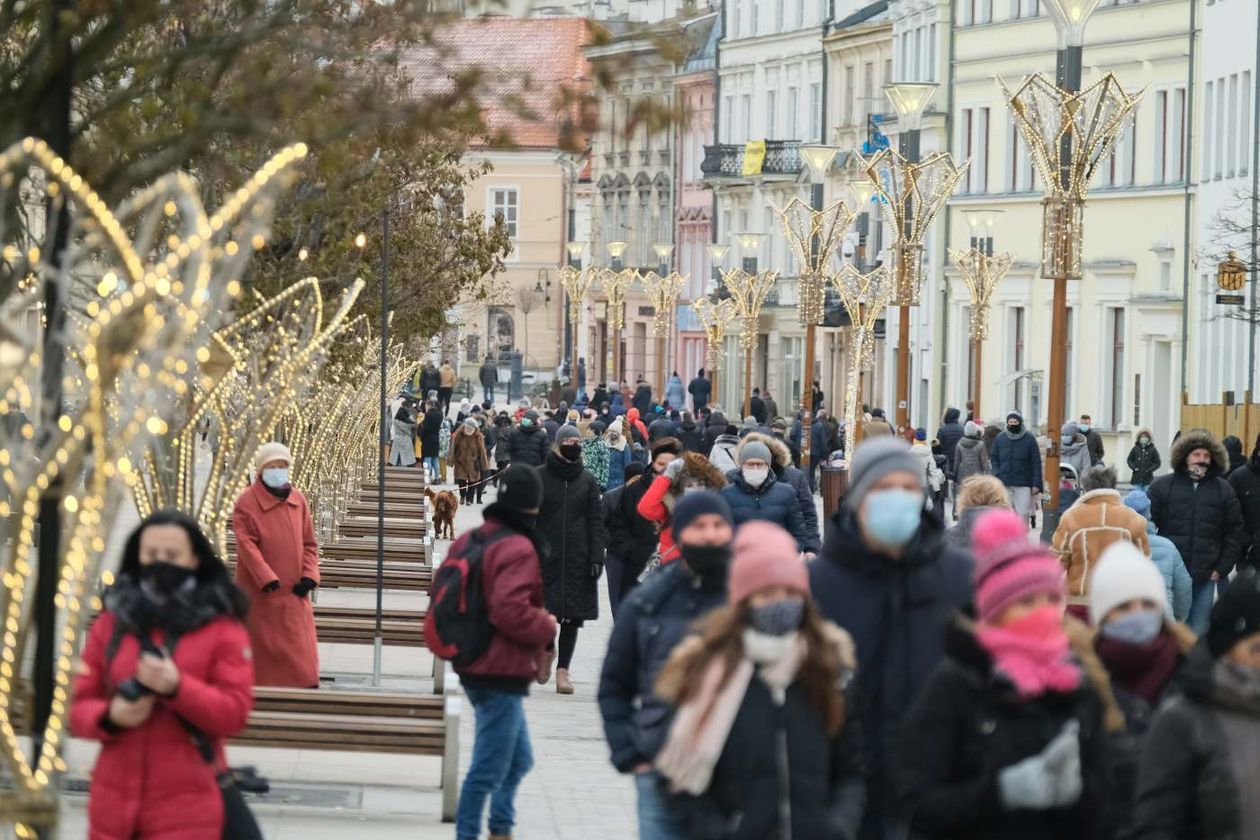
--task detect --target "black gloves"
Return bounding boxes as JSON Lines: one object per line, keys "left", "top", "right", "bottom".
{"left": 261, "top": 580, "right": 280, "bottom": 593}
{"left": 292, "top": 577, "right": 317, "bottom": 598}
{"left": 590, "top": 560, "right": 604, "bottom": 580}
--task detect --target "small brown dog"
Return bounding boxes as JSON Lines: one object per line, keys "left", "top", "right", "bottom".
{"left": 424, "top": 486, "right": 459, "bottom": 540}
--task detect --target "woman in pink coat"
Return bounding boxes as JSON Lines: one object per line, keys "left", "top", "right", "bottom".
{"left": 231, "top": 442, "right": 321, "bottom": 687}
{"left": 71, "top": 510, "right": 254, "bottom": 839}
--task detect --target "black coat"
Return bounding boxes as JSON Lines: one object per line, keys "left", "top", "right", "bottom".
{"left": 478, "top": 361, "right": 497, "bottom": 387}
{"left": 936, "top": 409, "right": 965, "bottom": 474}
{"left": 535, "top": 452, "right": 606, "bottom": 621}
{"left": 749, "top": 395, "right": 767, "bottom": 424}
{"left": 809, "top": 510, "right": 973, "bottom": 819}
{"left": 900, "top": 620, "right": 1112, "bottom": 840}
{"left": 1085, "top": 429, "right": 1105, "bottom": 466}
{"left": 687, "top": 376, "right": 711, "bottom": 411}
{"left": 420, "top": 366, "right": 440, "bottom": 394}
{"left": 1229, "top": 459, "right": 1260, "bottom": 568}
{"left": 419, "top": 408, "right": 442, "bottom": 457}
{"left": 1126, "top": 441, "right": 1161, "bottom": 486}
{"left": 702, "top": 413, "right": 729, "bottom": 454}
{"left": 633, "top": 384, "right": 653, "bottom": 416}
{"left": 503, "top": 423, "right": 549, "bottom": 467}
{"left": 676, "top": 421, "right": 703, "bottom": 452}
{"left": 597, "top": 561, "right": 728, "bottom": 771}
{"left": 616, "top": 472, "right": 660, "bottom": 591}
{"left": 675, "top": 678, "right": 864, "bottom": 840}
{"left": 1148, "top": 431, "right": 1244, "bottom": 583}
{"left": 1132, "top": 643, "right": 1260, "bottom": 840}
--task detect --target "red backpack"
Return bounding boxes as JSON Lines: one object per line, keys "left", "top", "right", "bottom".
{"left": 424, "top": 528, "right": 512, "bottom": 669}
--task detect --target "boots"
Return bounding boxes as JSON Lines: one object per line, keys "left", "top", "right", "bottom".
{"left": 556, "top": 668, "right": 575, "bottom": 695}
{"left": 536, "top": 646, "right": 556, "bottom": 685}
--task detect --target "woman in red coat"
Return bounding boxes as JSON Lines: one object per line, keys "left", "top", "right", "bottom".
{"left": 71, "top": 510, "right": 254, "bottom": 839}
{"left": 231, "top": 441, "right": 321, "bottom": 686}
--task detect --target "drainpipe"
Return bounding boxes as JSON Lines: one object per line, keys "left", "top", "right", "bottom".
{"left": 712, "top": 6, "right": 723, "bottom": 245}
{"left": 939, "top": 3, "right": 958, "bottom": 418}
{"left": 821, "top": 0, "right": 833, "bottom": 142}
{"left": 1180, "top": 0, "right": 1198, "bottom": 401}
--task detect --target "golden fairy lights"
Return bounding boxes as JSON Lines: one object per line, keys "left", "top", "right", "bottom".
{"left": 639, "top": 270, "right": 687, "bottom": 338}
{"left": 720, "top": 267, "right": 778, "bottom": 350}
{"left": 598, "top": 267, "right": 636, "bottom": 332}
{"left": 949, "top": 249, "right": 1013, "bottom": 341}
{"left": 692, "top": 296, "right": 736, "bottom": 376}
{"left": 831, "top": 264, "right": 895, "bottom": 439}
{"left": 774, "top": 197, "right": 856, "bottom": 327}
{"left": 0, "top": 138, "right": 308, "bottom": 830}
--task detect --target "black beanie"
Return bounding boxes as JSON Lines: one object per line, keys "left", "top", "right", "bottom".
{"left": 671, "top": 490, "right": 734, "bottom": 544}
{"left": 1208, "top": 566, "right": 1260, "bottom": 658}
{"left": 496, "top": 465, "right": 543, "bottom": 513}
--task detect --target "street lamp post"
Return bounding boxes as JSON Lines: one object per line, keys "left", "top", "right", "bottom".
{"left": 642, "top": 268, "right": 686, "bottom": 401}
{"left": 722, "top": 266, "right": 778, "bottom": 419}
{"left": 694, "top": 295, "right": 737, "bottom": 407}
{"left": 605, "top": 241, "right": 629, "bottom": 382}
{"left": 652, "top": 243, "right": 676, "bottom": 395}
{"left": 832, "top": 264, "right": 896, "bottom": 447}
{"left": 704, "top": 243, "right": 730, "bottom": 398}
{"left": 566, "top": 242, "right": 585, "bottom": 388}
{"left": 558, "top": 263, "right": 595, "bottom": 397}
{"left": 737, "top": 232, "right": 765, "bottom": 274}
{"left": 950, "top": 210, "right": 1012, "bottom": 423}
{"left": 734, "top": 232, "right": 766, "bottom": 415}
{"left": 883, "top": 81, "right": 939, "bottom": 431}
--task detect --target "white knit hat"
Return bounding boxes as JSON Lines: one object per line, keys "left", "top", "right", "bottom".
{"left": 1088, "top": 541, "right": 1167, "bottom": 625}
{"left": 254, "top": 442, "right": 292, "bottom": 474}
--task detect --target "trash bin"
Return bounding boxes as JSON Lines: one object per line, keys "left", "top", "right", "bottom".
{"left": 820, "top": 464, "right": 848, "bottom": 519}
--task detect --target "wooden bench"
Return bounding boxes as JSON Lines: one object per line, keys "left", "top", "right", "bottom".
{"left": 345, "top": 501, "right": 423, "bottom": 519}
{"left": 315, "top": 605, "right": 426, "bottom": 647}
{"left": 339, "top": 517, "right": 427, "bottom": 541}
{"left": 226, "top": 557, "right": 432, "bottom": 591}
{"left": 233, "top": 686, "right": 460, "bottom": 822}
{"left": 322, "top": 537, "right": 430, "bottom": 564}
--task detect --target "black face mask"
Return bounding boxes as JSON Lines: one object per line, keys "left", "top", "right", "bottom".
{"left": 1007, "top": 423, "right": 1022, "bottom": 434}
{"left": 140, "top": 561, "right": 195, "bottom": 596}
{"left": 680, "top": 542, "right": 731, "bottom": 577}
{"left": 559, "top": 443, "right": 582, "bottom": 461}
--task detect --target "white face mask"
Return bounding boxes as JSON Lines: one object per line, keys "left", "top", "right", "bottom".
{"left": 742, "top": 467, "right": 769, "bottom": 487}
{"left": 261, "top": 467, "right": 289, "bottom": 489}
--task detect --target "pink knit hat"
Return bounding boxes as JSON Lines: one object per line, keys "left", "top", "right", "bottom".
{"left": 728, "top": 521, "right": 809, "bottom": 604}
{"left": 971, "top": 508, "right": 1065, "bottom": 623}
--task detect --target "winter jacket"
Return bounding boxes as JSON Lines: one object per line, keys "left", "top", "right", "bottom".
{"left": 581, "top": 436, "right": 610, "bottom": 489}
{"left": 944, "top": 504, "right": 1001, "bottom": 552}
{"left": 636, "top": 455, "right": 728, "bottom": 563}
{"left": 633, "top": 383, "right": 653, "bottom": 416}
{"left": 911, "top": 442, "right": 946, "bottom": 493}
{"left": 438, "top": 363, "right": 456, "bottom": 388}
{"left": 478, "top": 361, "right": 497, "bottom": 387}
{"left": 953, "top": 435, "right": 991, "bottom": 485}
{"left": 648, "top": 416, "right": 676, "bottom": 442}
{"left": 232, "top": 480, "right": 320, "bottom": 687}
{"left": 667, "top": 630, "right": 865, "bottom": 840}
{"left": 419, "top": 407, "right": 442, "bottom": 458}
{"left": 811, "top": 417, "right": 833, "bottom": 463}
{"left": 419, "top": 365, "right": 440, "bottom": 394}
{"left": 664, "top": 375, "right": 686, "bottom": 410}
{"left": 688, "top": 375, "right": 712, "bottom": 412}
{"left": 1127, "top": 435, "right": 1161, "bottom": 486}
{"left": 1148, "top": 430, "right": 1245, "bottom": 583}
{"left": 609, "top": 393, "right": 627, "bottom": 418}
{"left": 936, "top": 409, "right": 965, "bottom": 474}
{"left": 740, "top": 433, "right": 820, "bottom": 553}
{"left": 542, "top": 416, "right": 560, "bottom": 443}
{"left": 492, "top": 417, "right": 513, "bottom": 464}
{"left": 614, "top": 473, "right": 660, "bottom": 595}
{"left": 71, "top": 580, "right": 253, "bottom": 840}
{"left": 708, "top": 433, "right": 741, "bottom": 475}
{"left": 720, "top": 468, "right": 812, "bottom": 552}
{"left": 1132, "top": 642, "right": 1260, "bottom": 840}
{"left": 449, "top": 427, "right": 490, "bottom": 483}
{"left": 388, "top": 405, "right": 417, "bottom": 467}
{"left": 1052, "top": 489, "right": 1151, "bottom": 600}
{"left": 763, "top": 396, "right": 779, "bottom": 421}
{"left": 749, "top": 395, "right": 767, "bottom": 424}
{"left": 900, "top": 617, "right": 1113, "bottom": 840}
{"left": 1146, "top": 522, "right": 1193, "bottom": 622}
{"left": 1223, "top": 435, "right": 1247, "bottom": 476}
{"left": 1227, "top": 457, "right": 1260, "bottom": 567}
{"left": 626, "top": 407, "right": 649, "bottom": 445}
{"left": 602, "top": 484, "right": 631, "bottom": 618}
{"left": 991, "top": 428, "right": 1043, "bottom": 491}
{"left": 503, "top": 422, "right": 549, "bottom": 467}
{"left": 1084, "top": 428, "right": 1105, "bottom": 466}
{"left": 605, "top": 441, "right": 635, "bottom": 491}
{"left": 597, "top": 560, "right": 728, "bottom": 771}
{"left": 702, "top": 412, "right": 729, "bottom": 453}
{"left": 452, "top": 510, "right": 556, "bottom": 686}
{"left": 810, "top": 509, "right": 973, "bottom": 819}
{"left": 1061, "top": 435, "right": 1092, "bottom": 482}
{"left": 536, "top": 451, "right": 607, "bottom": 622}
{"left": 676, "top": 420, "right": 703, "bottom": 452}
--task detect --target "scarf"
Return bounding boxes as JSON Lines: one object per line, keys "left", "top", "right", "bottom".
{"left": 606, "top": 430, "right": 627, "bottom": 451}
{"left": 974, "top": 609, "right": 1082, "bottom": 699}
{"left": 1211, "top": 661, "right": 1260, "bottom": 840}
{"left": 1094, "top": 631, "right": 1181, "bottom": 706}
{"left": 654, "top": 630, "right": 805, "bottom": 795}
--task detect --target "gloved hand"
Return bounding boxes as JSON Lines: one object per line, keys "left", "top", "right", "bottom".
{"left": 261, "top": 580, "right": 280, "bottom": 594}
{"left": 292, "top": 577, "right": 317, "bottom": 598}
{"left": 663, "top": 458, "right": 685, "bottom": 482}
{"left": 997, "top": 720, "right": 1080, "bottom": 811}
{"left": 590, "top": 559, "right": 605, "bottom": 580}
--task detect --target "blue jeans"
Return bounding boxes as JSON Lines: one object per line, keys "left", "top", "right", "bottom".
{"left": 423, "top": 456, "right": 440, "bottom": 481}
{"left": 1188, "top": 580, "right": 1217, "bottom": 635}
{"left": 634, "top": 771, "right": 686, "bottom": 840}
{"left": 483, "top": 385, "right": 495, "bottom": 404}
{"left": 456, "top": 687, "right": 534, "bottom": 840}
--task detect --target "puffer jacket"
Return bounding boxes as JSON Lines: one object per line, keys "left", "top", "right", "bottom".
{"left": 1052, "top": 489, "right": 1151, "bottom": 600}
{"left": 535, "top": 451, "right": 607, "bottom": 621}
{"left": 1144, "top": 522, "right": 1193, "bottom": 622}
{"left": 1061, "top": 434, "right": 1093, "bottom": 482}
{"left": 944, "top": 503, "right": 1000, "bottom": 551}
{"left": 911, "top": 442, "right": 946, "bottom": 493}
{"left": 708, "top": 433, "right": 741, "bottom": 475}
{"left": 1127, "top": 432, "right": 1161, "bottom": 486}
{"left": 1148, "top": 430, "right": 1244, "bottom": 583}
{"left": 991, "top": 428, "right": 1043, "bottom": 490}
{"left": 664, "top": 375, "right": 686, "bottom": 411}
{"left": 1227, "top": 455, "right": 1260, "bottom": 568}
{"left": 1133, "top": 640, "right": 1260, "bottom": 839}
{"left": 597, "top": 560, "right": 728, "bottom": 771}
{"left": 936, "top": 408, "right": 965, "bottom": 474}
{"left": 953, "top": 434, "right": 991, "bottom": 485}
{"left": 503, "top": 422, "right": 549, "bottom": 467}
{"left": 703, "top": 412, "right": 729, "bottom": 453}
{"left": 900, "top": 617, "right": 1113, "bottom": 840}
{"left": 739, "top": 433, "right": 821, "bottom": 553}
{"left": 676, "top": 419, "right": 703, "bottom": 452}
{"left": 1223, "top": 435, "right": 1247, "bottom": 476}
{"left": 720, "top": 467, "right": 811, "bottom": 551}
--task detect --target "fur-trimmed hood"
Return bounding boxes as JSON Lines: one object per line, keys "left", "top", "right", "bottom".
{"left": 1170, "top": 428, "right": 1228, "bottom": 475}
{"left": 661, "top": 451, "right": 728, "bottom": 513}
{"left": 737, "top": 431, "right": 792, "bottom": 471}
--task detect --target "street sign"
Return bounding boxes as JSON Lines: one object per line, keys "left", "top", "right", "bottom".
{"left": 1217, "top": 293, "right": 1245, "bottom": 306}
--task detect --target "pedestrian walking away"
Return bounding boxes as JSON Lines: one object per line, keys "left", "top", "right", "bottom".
{"left": 438, "top": 358, "right": 456, "bottom": 415}
{"left": 653, "top": 521, "right": 864, "bottom": 840}
{"left": 664, "top": 371, "right": 685, "bottom": 411}
{"left": 447, "top": 465, "right": 558, "bottom": 840}
{"left": 687, "top": 368, "right": 711, "bottom": 414}
{"left": 1122, "top": 488, "right": 1194, "bottom": 622}
{"left": 1224, "top": 434, "right": 1248, "bottom": 476}
{"left": 387, "top": 389, "right": 418, "bottom": 468}
{"left": 598, "top": 490, "right": 735, "bottom": 840}
{"left": 603, "top": 460, "right": 646, "bottom": 621}
{"left": 479, "top": 355, "right": 498, "bottom": 405}
{"left": 230, "top": 442, "right": 320, "bottom": 687}
{"left": 420, "top": 399, "right": 443, "bottom": 480}
{"left": 535, "top": 425, "right": 607, "bottom": 694}
{"left": 70, "top": 510, "right": 255, "bottom": 840}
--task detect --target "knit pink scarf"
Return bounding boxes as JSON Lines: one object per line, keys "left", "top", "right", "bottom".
{"left": 974, "top": 607, "right": 1082, "bottom": 699}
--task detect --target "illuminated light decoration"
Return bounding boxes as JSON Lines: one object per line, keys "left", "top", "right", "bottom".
{"left": 0, "top": 138, "right": 307, "bottom": 830}
{"left": 598, "top": 268, "right": 637, "bottom": 332}
{"left": 692, "top": 296, "right": 737, "bottom": 375}
{"left": 719, "top": 267, "right": 778, "bottom": 350}
{"left": 639, "top": 270, "right": 687, "bottom": 338}
{"left": 862, "top": 149, "right": 968, "bottom": 305}
{"left": 557, "top": 265, "right": 597, "bottom": 343}
{"left": 949, "top": 248, "right": 1013, "bottom": 341}
{"left": 1001, "top": 73, "right": 1142, "bottom": 278}
{"left": 774, "top": 196, "right": 856, "bottom": 326}
{"left": 830, "top": 264, "right": 895, "bottom": 438}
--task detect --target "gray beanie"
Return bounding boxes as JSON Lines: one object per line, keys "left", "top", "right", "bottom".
{"left": 739, "top": 440, "right": 772, "bottom": 466}
{"left": 847, "top": 436, "right": 924, "bottom": 510}
{"left": 556, "top": 425, "right": 581, "bottom": 444}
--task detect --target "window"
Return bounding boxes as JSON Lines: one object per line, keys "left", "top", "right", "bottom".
{"left": 722, "top": 94, "right": 734, "bottom": 141}
{"left": 1008, "top": 122, "right": 1036, "bottom": 191}
{"left": 767, "top": 90, "right": 778, "bottom": 138}
{"left": 960, "top": 107, "right": 990, "bottom": 192}
{"left": 1216, "top": 79, "right": 1226, "bottom": 178}
{"left": 928, "top": 24, "right": 937, "bottom": 81}
{"left": 1203, "top": 81, "right": 1214, "bottom": 180}
{"left": 787, "top": 87, "right": 799, "bottom": 138}
{"left": 810, "top": 82, "right": 822, "bottom": 141}
{"left": 961, "top": 109, "right": 974, "bottom": 191}
{"left": 1228, "top": 74, "right": 1239, "bottom": 177}
{"left": 913, "top": 29, "right": 922, "bottom": 80}
{"left": 1154, "top": 87, "right": 1186, "bottom": 183}
{"left": 741, "top": 93, "right": 753, "bottom": 141}
{"left": 884, "top": 58, "right": 893, "bottom": 91}
{"left": 1011, "top": 307, "right": 1026, "bottom": 411}
{"left": 1107, "top": 308, "right": 1125, "bottom": 428}
{"left": 775, "top": 0, "right": 784, "bottom": 32}
{"left": 862, "top": 62, "right": 874, "bottom": 115}
{"left": 1133, "top": 373, "right": 1141, "bottom": 427}
{"left": 796, "top": 0, "right": 805, "bottom": 29}
{"left": 491, "top": 188, "right": 518, "bottom": 240}
{"left": 1243, "top": 72, "right": 1253, "bottom": 177}
{"left": 1101, "top": 124, "right": 1135, "bottom": 187}
{"left": 842, "top": 69, "right": 854, "bottom": 125}
{"left": 752, "top": 0, "right": 760, "bottom": 35}
{"left": 732, "top": 0, "right": 741, "bottom": 37}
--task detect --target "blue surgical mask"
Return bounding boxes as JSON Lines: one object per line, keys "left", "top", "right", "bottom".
{"left": 1100, "top": 609, "right": 1163, "bottom": 645}
{"left": 861, "top": 488, "right": 923, "bottom": 548}
{"left": 748, "top": 598, "right": 805, "bottom": 636}
{"left": 1078, "top": 423, "right": 1091, "bottom": 433}
{"left": 261, "top": 467, "right": 289, "bottom": 489}
{"left": 521, "top": 418, "right": 533, "bottom": 428}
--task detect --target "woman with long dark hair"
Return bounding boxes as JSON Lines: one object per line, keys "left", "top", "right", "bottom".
{"left": 653, "top": 521, "right": 864, "bottom": 839}
{"left": 70, "top": 510, "right": 255, "bottom": 839}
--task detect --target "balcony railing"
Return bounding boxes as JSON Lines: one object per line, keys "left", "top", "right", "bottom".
{"left": 701, "top": 140, "right": 802, "bottom": 179}
{"left": 700, "top": 144, "right": 745, "bottom": 177}
{"left": 763, "top": 140, "right": 802, "bottom": 176}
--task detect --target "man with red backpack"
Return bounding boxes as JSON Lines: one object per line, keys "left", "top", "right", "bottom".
{"left": 434, "top": 465, "right": 556, "bottom": 840}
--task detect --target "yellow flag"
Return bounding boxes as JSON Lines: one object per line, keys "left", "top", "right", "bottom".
{"left": 742, "top": 140, "right": 766, "bottom": 176}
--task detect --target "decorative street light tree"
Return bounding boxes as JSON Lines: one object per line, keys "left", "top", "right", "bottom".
{"left": 831, "top": 263, "right": 896, "bottom": 445}
{"left": 693, "top": 295, "right": 737, "bottom": 407}
{"left": 736, "top": 231, "right": 766, "bottom": 273}
{"left": 653, "top": 242, "right": 674, "bottom": 276}
{"left": 640, "top": 269, "right": 687, "bottom": 399}
{"left": 777, "top": 171, "right": 855, "bottom": 467}
{"left": 706, "top": 242, "right": 730, "bottom": 290}
{"left": 948, "top": 210, "right": 1013, "bottom": 422}
{"left": 1003, "top": 0, "right": 1141, "bottom": 522}
{"left": 599, "top": 265, "right": 636, "bottom": 386}
{"left": 558, "top": 264, "right": 596, "bottom": 392}
{"left": 721, "top": 266, "right": 778, "bottom": 419}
